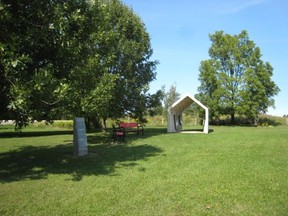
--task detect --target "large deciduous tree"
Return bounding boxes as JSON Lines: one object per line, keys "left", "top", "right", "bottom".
{"left": 65, "top": 0, "right": 158, "bottom": 128}
{"left": 0, "top": 0, "right": 96, "bottom": 129}
{"left": 0, "top": 0, "right": 158, "bottom": 130}
{"left": 196, "top": 30, "right": 280, "bottom": 124}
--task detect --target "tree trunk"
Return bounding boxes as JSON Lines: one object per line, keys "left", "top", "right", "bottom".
{"left": 101, "top": 118, "right": 107, "bottom": 132}
{"left": 231, "top": 113, "right": 235, "bottom": 125}
{"left": 253, "top": 115, "right": 259, "bottom": 127}
{"left": 85, "top": 117, "right": 91, "bottom": 131}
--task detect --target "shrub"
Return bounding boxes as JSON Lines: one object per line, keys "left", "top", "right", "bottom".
{"left": 53, "top": 120, "right": 73, "bottom": 129}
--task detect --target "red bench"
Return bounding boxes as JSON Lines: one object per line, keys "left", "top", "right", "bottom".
{"left": 119, "top": 122, "right": 144, "bottom": 135}
{"left": 113, "top": 122, "right": 144, "bottom": 141}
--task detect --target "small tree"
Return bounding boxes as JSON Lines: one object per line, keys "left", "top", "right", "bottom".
{"left": 147, "top": 86, "right": 165, "bottom": 117}
{"left": 163, "top": 84, "right": 180, "bottom": 118}
{"left": 197, "top": 30, "right": 280, "bottom": 124}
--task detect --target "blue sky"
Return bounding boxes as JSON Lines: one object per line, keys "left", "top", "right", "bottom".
{"left": 122, "top": 0, "right": 288, "bottom": 116}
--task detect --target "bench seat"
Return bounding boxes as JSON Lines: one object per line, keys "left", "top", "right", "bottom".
{"left": 112, "top": 122, "right": 144, "bottom": 141}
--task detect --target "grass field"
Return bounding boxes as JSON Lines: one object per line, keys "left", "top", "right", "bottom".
{"left": 0, "top": 125, "right": 288, "bottom": 215}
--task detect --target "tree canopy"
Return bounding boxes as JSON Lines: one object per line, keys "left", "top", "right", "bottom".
{"left": 0, "top": 0, "right": 159, "bottom": 130}
{"left": 196, "top": 30, "right": 280, "bottom": 124}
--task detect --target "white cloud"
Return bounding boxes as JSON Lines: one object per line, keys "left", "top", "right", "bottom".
{"left": 215, "top": 0, "right": 268, "bottom": 14}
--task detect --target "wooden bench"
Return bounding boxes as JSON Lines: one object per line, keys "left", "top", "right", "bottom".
{"left": 112, "top": 122, "right": 144, "bottom": 141}
{"left": 119, "top": 122, "right": 144, "bottom": 135}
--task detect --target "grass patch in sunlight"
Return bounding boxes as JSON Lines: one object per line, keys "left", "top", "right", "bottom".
{"left": 0, "top": 126, "right": 288, "bottom": 215}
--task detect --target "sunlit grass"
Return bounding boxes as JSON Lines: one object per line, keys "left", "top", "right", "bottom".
{"left": 0, "top": 126, "right": 288, "bottom": 215}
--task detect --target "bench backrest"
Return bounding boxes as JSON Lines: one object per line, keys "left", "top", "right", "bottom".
{"left": 119, "top": 122, "right": 138, "bottom": 128}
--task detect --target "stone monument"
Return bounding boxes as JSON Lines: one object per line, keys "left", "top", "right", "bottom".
{"left": 73, "top": 117, "right": 88, "bottom": 156}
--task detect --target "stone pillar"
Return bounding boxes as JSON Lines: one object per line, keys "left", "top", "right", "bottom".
{"left": 73, "top": 117, "right": 88, "bottom": 156}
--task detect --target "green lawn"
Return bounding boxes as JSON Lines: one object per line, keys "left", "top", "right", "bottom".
{"left": 1, "top": 126, "right": 288, "bottom": 215}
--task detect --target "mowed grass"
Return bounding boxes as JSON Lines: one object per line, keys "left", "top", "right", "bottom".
{"left": 0, "top": 126, "right": 288, "bottom": 215}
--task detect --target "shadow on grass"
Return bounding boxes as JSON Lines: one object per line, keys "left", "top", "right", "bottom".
{"left": 84, "top": 127, "right": 168, "bottom": 145}
{"left": 0, "top": 128, "right": 167, "bottom": 183}
{"left": 91, "top": 127, "right": 168, "bottom": 143}
{"left": 0, "top": 140, "right": 162, "bottom": 183}
{"left": 181, "top": 128, "right": 214, "bottom": 133}
{"left": 0, "top": 130, "right": 73, "bottom": 138}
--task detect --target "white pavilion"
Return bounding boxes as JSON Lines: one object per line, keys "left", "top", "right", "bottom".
{"left": 167, "top": 94, "right": 209, "bottom": 134}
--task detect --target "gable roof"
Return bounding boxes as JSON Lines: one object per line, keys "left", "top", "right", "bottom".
{"left": 169, "top": 94, "right": 208, "bottom": 113}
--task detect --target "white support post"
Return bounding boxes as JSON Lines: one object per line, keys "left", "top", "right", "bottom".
{"left": 203, "top": 108, "right": 209, "bottom": 134}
